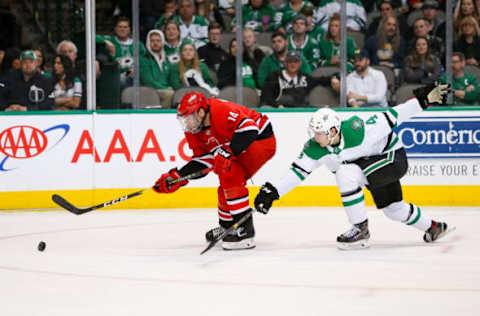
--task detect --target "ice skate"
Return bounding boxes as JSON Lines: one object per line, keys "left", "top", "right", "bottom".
{"left": 205, "top": 226, "right": 225, "bottom": 242}
{"left": 423, "top": 221, "right": 449, "bottom": 242}
{"left": 222, "top": 215, "right": 255, "bottom": 250}
{"left": 337, "top": 219, "right": 370, "bottom": 250}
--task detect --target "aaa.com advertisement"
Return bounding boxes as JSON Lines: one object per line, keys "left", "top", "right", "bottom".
{"left": 0, "top": 110, "right": 479, "bottom": 193}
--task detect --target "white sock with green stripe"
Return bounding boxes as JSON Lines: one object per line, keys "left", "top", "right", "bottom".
{"left": 383, "top": 201, "right": 431, "bottom": 231}
{"left": 341, "top": 187, "right": 368, "bottom": 225}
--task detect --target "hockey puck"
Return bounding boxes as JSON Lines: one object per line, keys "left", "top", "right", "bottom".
{"left": 37, "top": 241, "right": 46, "bottom": 252}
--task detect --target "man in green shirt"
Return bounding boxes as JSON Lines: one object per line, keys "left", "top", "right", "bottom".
{"left": 440, "top": 52, "right": 479, "bottom": 106}
{"left": 257, "top": 32, "right": 312, "bottom": 88}
{"left": 96, "top": 16, "right": 146, "bottom": 89}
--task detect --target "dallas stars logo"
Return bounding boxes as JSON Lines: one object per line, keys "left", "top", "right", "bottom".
{"left": 351, "top": 119, "right": 363, "bottom": 130}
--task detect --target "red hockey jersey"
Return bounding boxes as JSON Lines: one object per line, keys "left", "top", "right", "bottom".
{"left": 184, "top": 98, "right": 272, "bottom": 167}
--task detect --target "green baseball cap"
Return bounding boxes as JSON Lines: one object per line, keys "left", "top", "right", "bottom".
{"left": 20, "top": 50, "right": 37, "bottom": 61}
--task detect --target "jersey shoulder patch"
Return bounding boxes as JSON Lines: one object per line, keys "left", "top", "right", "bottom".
{"left": 341, "top": 116, "right": 365, "bottom": 149}
{"left": 302, "top": 138, "right": 329, "bottom": 160}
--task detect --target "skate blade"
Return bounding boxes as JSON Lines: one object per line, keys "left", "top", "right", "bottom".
{"left": 222, "top": 238, "right": 256, "bottom": 251}
{"left": 436, "top": 226, "right": 457, "bottom": 241}
{"left": 337, "top": 239, "right": 370, "bottom": 250}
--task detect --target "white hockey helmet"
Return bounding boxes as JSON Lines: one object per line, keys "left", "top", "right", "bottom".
{"left": 308, "top": 108, "right": 341, "bottom": 143}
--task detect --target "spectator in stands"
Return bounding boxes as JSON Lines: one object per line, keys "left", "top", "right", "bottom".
{"left": 257, "top": 31, "right": 312, "bottom": 88}
{"left": 301, "top": 6, "right": 324, "bottom": 43}
{"left": 217, "top": 38, "right": 257, "bottom": 89}
{"left": 366, "top": 0, "right": 410, "bottom": 39}
{"left": 440, "top": 52, "right": 479, "bottom": 105}
{"left": 318, "top": 12, "right": 356, "bottom": 71}
{"left": 198, "top": 22, "right": 228, "bottom": 71}
{"left": 57, "top": 40, "right": 102, "bottom": 79}
{"left": 33, "top": 47, "right": 47, "bottom": 75}
{"left": 243, "top": 28, "right": 271, "bottom": 70}
{"left": 315, "top": 0, "right": 367, "bottom": 32}
{"left": 403, "top": 37, "right": 442, "bottom": 84}
{"left": 274, "top": 0, "right": 315, "bottom": 33}
{"left": 168, "top": 41, "right": 218, "bottom": 95}
{"left": 0, "top": 50, "right": 54, "bottom": 111}
{"left": 164, "top": 20, "right": 186, "bottom": 64}
{"left": 0, "top": 47, "right": 20, "bottom": 78}
{"left": 287, "top": 15, "right": 321, "bottom": 69}
{"left": 96, "top": 16, "right": 146, "bottom": 90}
{"left": 51, "top": 54, "right": 82, "bottom": 110}
{"left": 453, "top": 0, "right": 480, "bottom": 37}
{"left": 343, "top": 49, "right": 388, "bottom": 108}
{"left": 365, "top": 15, "right": 406, "bottom": 69}
{"left": 161, "top": 0, "right": 210, "bottom": 48}
{"left": 141, "top": 30, "right": 174, "bottom": 108}
{"left": 140, "top": 0, "right": 165, "bottom": 42}
{"left": 195, "top": 0, "right": 225, "bottom": 28}
{"left": 407, "top": 18, "right": 444, "bottom": 63}
{"left": 454, "top": 16, "right": 480, "bottom": 66}
{"left": 261, "top": 50, "right": 339, "bottom": 107}
{"left": 155, "top": 0, "right": 178, "bottom": 29}
{"left": 231, "top": 0, "right": 275, "bottom": 32}
{"left": 422, "top": 0, "right": 445, "bottom": 39}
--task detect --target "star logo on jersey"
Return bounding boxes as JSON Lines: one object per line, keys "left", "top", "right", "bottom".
{"left": 351, "top": 119, "right": 363, "bottom": 130}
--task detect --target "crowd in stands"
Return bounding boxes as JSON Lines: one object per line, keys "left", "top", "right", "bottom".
{"left": 2, "top": 0, "right": 480, "bottom": 111}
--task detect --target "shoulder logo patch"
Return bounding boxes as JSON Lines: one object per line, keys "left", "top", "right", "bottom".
{"left": 351, "top": 119, "right": 363, "bottom": 130}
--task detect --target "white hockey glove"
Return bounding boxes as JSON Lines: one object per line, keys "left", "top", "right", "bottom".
{"left": 413, "top": 83, "right": 450, "bottom": 109}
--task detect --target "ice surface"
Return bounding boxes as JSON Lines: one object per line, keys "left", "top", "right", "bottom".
{"left": 0, "top": 207, "right": 478, "bottom": 316}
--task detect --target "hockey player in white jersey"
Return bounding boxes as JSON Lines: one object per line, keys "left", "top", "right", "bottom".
{"left": 254, "top": 83, "right": 451, "bottom": 250}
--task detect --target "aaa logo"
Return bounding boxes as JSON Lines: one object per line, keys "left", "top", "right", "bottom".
{"left": 0, "top": 124, "right": 70, "bottom": 172}
{"left": 0, "top": 125, "right": 48, "bottom": 158}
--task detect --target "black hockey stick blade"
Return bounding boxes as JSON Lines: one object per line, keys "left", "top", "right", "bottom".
{"left": 52, "top": 194, "right": 83, "bottom": 214}
{"left": 200, "top": 209, "right": 253, "bottom": 255}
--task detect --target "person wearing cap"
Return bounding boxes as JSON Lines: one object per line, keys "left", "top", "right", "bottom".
{"left": 344, "top": 49, "right": 388, "bottom": 108}
{"left": 315, "top": 0, "right": 367, "bottom": 32}
{"left": 257, "top": 31, "right": 312, "bottom": 88}
{"left": 274, "top": 0, "right": 315, "bottom": 33}
{"left": 422, "top": 0, "right": 445, "bottom": 39}
{"left": 0, "top": 50, "right": 54, "bottom": 111}
{"left": 261, "top": 50, "right": 339, "bottom": 107}
{"left": 318, "top": 12, "right": 357, "bottom": 71}
{"left": 287, "top": 14, "right": 321, "bottom": 69}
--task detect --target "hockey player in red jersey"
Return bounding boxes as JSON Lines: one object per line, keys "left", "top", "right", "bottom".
{"left": 153, "top": 91, "right": 276, "bottom": 250}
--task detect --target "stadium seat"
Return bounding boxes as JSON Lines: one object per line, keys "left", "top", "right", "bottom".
{"left": 311, "top": 66, "right": 340, "bottom": 78}
{"left": 171, "top": 87, "right": 212, "bottom": 108}
{"left": 218, "top": 86, "right": 260, "bottom": 107}
{"left": 395, "top": 84, "right": 423, "bottom": 104}
{"left": 121, "top": 86, "right": 162, "bottom": 108}
{"left": 347, "top": 30, "right": 365, "bottom": 49}
{"left": 96, "top": 61, "right": 121, "bottom": 109}
{"left": 307, "top": 85, "right": 339, "bottom": 107}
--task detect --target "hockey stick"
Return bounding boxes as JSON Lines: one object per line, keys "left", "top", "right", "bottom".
{"left": 200, "top": 208, "right": 254, "bottom": 255}
{"left": 52, "top": 168, "right": 212, "bottom": 215}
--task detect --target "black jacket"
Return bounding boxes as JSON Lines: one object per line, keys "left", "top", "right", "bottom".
{"left": 261, "top": 70, "right": 332, "bottom": 107}
{"left": 0, "top": 69, "right": 54, "bottom": 111}
{"left": 198, "top": 42, "right": 229, "bottom": 71}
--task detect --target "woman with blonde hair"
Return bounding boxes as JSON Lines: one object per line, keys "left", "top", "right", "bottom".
{"left": 168, "top": 41, "right": 218, "bottom": 95}
{"left": 453, "top": 0, "right": 480, "bottom": 36}
{"left": 403, "top": 36, "right": 442, "bottom": 84}
{"left": 454, "top": 15, "right": 480, "bottom": 66}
